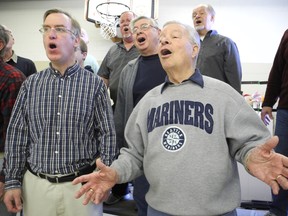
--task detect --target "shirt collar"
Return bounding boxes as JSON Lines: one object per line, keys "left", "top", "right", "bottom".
{"left": 117, "top": 41, "right": 136, "bottom": 50}
{"left": 205, "top": 30, "right": 218, "bottom": 38}
{"left": 161, "top": 68, "right": 204, "bottom": 93}
{"left": 11, "top": 51, "right": 17, "bottom": 63}
{"left": 49, "top": 62, "right": 81, "bottom": 77}
{"left": 6, "top": 50, "right": 17, "bottom": 63}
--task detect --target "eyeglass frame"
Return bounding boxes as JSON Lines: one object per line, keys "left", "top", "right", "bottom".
{"left": 39, "top": 25, "right": 76, "bottom": 36}
{"left": 131, "top": 23, "right": 158, "bottom": 34}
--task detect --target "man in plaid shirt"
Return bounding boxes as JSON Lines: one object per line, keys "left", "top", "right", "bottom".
{"left": 0, "top": 24, "right": 26, "bottom": 216}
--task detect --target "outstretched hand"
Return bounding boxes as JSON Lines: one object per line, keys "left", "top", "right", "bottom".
{"left": 72, "top": 158, "right": 118, "bottom": 205}
{"left": 246, "top": 136, "right": 288, "bottom": 194}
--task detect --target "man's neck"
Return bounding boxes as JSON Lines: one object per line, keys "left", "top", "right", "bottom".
{"left": 197, "top": 29, "right": 209, "bottom": 37}
{"left": 3, "top": 49, "right": 13, "bottom": 62}
{"left": 123, "top": 39, "right": 134, "bottom": 51}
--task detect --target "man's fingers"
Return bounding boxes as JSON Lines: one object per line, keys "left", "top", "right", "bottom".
{"left": 5, "top": 200, "right": 14, "bottom": 212}
{"left": 261, "top": 136, "right": 279, "bottom": 152}
{"left": 72, "top": 174, "right": 90, "bottom": 185}
{"left": 270, "top": 179, "right": 280, "bottom": 195}
{"left": 276, "top": 175, "right": 288, "bottom": 190}
{"left": 93, "top": 190, "right": 106, "bottom": 204}
{"left": 96, "top": 158, "right": 106, "bottom": 170}
{"left": 14, "top": 197, "right": 23, "bottom": 211}
{"left": 83, "top": 187, "right": 106, "bottom": 205}
{"left": 281, "top": 155, "right": 288, "bottom": 170}
{"left": 282, "top": 166, "right": 288, "bottom": 179}
{"left": 74, "top": 181, "right": 94, "bottom": 199}
{"left": 4, "top": 190, "right": 22, "bottom": 213}
{"left": 6, "top": 199, "right": 22, "bottom": 213}
{"left": 82, "top": 188, "right": 94, "bottom": 205}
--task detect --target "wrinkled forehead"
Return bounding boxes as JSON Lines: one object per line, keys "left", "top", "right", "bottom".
{"left": 120, "top": 12, "right": 134, "bottom": 21}
{"left": 161, "top": 23, "right": 184, "bottom": 35}
{"left": 193, "top": 6, "right": 207, "bottom": 14}
{"left": 134, "top": 18, "right": 151, "bottom": 26}
{"left": 44, "top": 13, "right": 72, "bottom": 27}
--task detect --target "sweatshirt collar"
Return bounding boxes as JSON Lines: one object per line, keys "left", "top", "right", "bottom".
{"left": 161, "top": 68, "right": 204, "bottom": 93}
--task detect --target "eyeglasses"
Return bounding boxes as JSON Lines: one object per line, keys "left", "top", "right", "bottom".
{"left": 39, "top": 26, "right": 76, "bottom": 36}
{"left": 132, "top": 23, "right": 157, "bottom": 34}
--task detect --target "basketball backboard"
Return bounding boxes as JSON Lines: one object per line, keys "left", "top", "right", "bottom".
{"left": 84, "top": 0, "right": 159, "bottom": 24}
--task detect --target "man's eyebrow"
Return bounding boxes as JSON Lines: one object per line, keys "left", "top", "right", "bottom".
{"left": 42, "top": 24, "right": 66, "bottom": 27}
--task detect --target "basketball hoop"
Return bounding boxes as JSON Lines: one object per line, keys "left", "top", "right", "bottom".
{"left": 100, "top": 22, "right": 116, "bottom": 39}
{"left": 96, "top": 1, "right": 130, "bottom": 40}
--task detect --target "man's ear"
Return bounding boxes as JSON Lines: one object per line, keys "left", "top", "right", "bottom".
{"left": 74, "top": 36, "right": 80, "bottom": 50}
{"left": 0, "top": 40, "right": 4, "bottom": 52}
{"left": 211, "top": 15, "right": 215, "bottom": 23}
{"left": 82, "top": 51, "right": 87, "bottom": 61}
{"left": 192, "top": 44, "right": 199, "bottom": 59}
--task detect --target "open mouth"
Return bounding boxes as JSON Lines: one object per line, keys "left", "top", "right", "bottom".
{"left": 124, "top": 27, "right": 129, "bottom": 32}
{"left": 49, "top": 43, "right": 57, "bottom": 49}
{"left": 137, "top": 37, "right": 145, "bottom": 43}
{"left": 161, "top": 49, "right": 172, "bottom": 56}
{"left": 196, "top": 20, "right": 202, "bottom": 24}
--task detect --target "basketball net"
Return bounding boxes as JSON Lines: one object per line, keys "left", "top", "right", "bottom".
{"left": 100, "top": 22, "right": 116, "bottom": 40}
{"left": 96, "top": 1, "right": 130, "bottom": 40}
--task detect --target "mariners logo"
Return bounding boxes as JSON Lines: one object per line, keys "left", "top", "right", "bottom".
{"left": 162, "top": 126, "right": 186, "bottom": 152}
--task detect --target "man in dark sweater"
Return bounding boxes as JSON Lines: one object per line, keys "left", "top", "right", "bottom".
{"left": 192, "top": 4, "right": 242, "bottom": 94}
{"left": 261, "top": 29, "right": 288, "bottom": 216}
{"left": 112, "top": 16, "right": 166, "bottom": 215}
{"left": 3, "top": 25, "right": 37, "bottom": 77}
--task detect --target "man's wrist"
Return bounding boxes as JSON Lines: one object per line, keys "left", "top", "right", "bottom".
{"left": 244, "top": 150, "right": 253, "bottom": 174}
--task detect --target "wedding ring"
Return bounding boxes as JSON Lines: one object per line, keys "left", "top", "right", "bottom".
{"left": 89, "top": 188, "right": 94, "bottom": 193}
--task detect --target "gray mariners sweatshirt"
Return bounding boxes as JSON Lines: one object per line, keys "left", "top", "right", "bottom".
{"left": 111, "top": 74, "right": 271, "bottom": 216}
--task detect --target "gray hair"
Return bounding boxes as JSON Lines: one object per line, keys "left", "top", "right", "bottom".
{"left": 195, "top": 4, "right": 216, "bottom": 17}
{"left": 162, "top": 21, "right": 200, "bottom": 64}
{"left": 120, "top": 11, "right": 138, "bottom": 19}
{"left": 163, "top": 21, "right": 200, "bottom": 47}
{"left": 130, "top": 16, "right": 159, "bottom": 30}
{"left": 0, "top": 24, "right": 9, "bottom": 59}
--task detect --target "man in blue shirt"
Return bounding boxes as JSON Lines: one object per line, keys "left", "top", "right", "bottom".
{"left": 4, "top": 9, "right": 116, "bottom": 216}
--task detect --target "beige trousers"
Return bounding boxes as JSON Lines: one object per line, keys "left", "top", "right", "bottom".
{"left": 23, "top": 170, "right": 103, "bottom": 216}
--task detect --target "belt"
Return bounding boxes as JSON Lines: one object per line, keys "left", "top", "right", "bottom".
{"left": 27, "top": 162, "right": 96, "bottom": 183}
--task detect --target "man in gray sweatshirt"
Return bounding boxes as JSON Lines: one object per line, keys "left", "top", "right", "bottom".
{"left": 73, "top": 21, "right": 288, "bottom": 216}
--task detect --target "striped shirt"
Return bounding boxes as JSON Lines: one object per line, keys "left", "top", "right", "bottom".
{"left": 5, "top": 63, "right": 117, "bottom": 189}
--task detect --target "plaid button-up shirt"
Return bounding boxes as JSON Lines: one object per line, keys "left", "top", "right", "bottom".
{"left": 5, "top": 63, "right": 117, "bottom": 189}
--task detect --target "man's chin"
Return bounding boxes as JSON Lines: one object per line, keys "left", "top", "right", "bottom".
{"left": 194, "top": 26, "right": 205, "bottom": 31}
{"left": 122, "top": 33, "right": 132, "bottom": 38}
